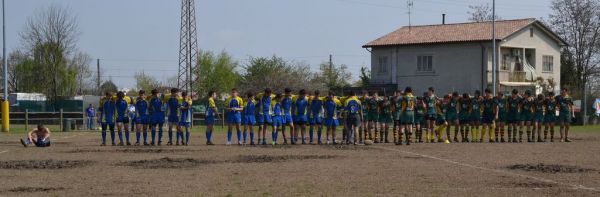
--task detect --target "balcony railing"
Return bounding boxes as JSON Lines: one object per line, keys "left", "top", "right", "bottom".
{"left": 499, "top": 70, "right": 535, "bottom": 83}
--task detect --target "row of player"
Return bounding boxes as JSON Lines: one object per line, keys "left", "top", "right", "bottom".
{"left": 94, "top": 85, "right": 574, "bottom": 146}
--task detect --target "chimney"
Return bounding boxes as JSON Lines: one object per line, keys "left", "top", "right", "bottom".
{"left": 442, "top": 14, "right": 446, "bottom": 25}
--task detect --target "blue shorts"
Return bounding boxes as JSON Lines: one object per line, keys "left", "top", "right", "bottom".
{"left": 309, "top": 116, "right": 323, "bottom": 125}
{"left": 482, "top": 113, "right": 494, "bottom": 124}
{"left": 273, "top": 116, "right": 283, "bottom": 127}
{"left": 135, "top": 116, "right": 149, "bottom": 124}
{"left": 258, "top": 114, "right": 272, "bottom": 125}
{"left": 206, "top": 115, "right": 216, "bottom": 125}
{"left": 151, "top": 113, "right": 165, "bottom": 125}
{"left": 168, "top": 115, "right": 179, "bottom": 123}
{"left": 227, "top": 113, "right": 242, "bottom": 124}
{"left": 294, "top": 115, "right": 309, "bottom": 124}
{"left": 101, "top": 122, "right": 115, "bottom": 131}
{"left": 116, "top": 116, "right": 129, "bottom": 124}
{"left": 283, "top": 114, "right": 293, "bottom": 125}
{"left": 243, "top": 115, "right": 256, "bottom": 126}
{"left": 324, "top": 118, "right": 339, "bottom": 127}
{"left": 178, "top": 122, "right": 190, "bottom": 127}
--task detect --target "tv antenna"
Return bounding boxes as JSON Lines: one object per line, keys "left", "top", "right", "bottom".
{"left": 407, "top": 0, "right": 414, "bottom": 30}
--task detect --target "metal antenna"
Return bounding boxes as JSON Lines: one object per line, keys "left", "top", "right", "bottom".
{"left": 178, "top": 0, "right": 199, "bottom": 94}
{"left": 407, "top": 0, "right": 413, "bottom": 31}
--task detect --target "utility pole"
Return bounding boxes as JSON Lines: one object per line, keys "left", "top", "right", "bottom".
{"left": 2, "top": 0, "right": 9, "bottom": 132}
{"left": 407, "top": 0, "right": 414, "bottom": 31}
{"left": 97, "top": 59, "right": 101, "bottom": 95}
{"left": 329, "top": 54, "right": 333, "bottom": 71}
{"left": 492, "top": 0, "right": 497, "bottom": 94}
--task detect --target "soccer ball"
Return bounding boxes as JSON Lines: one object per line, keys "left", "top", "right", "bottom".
{"left": 364, "top": 140, "right": 373, "bottom": 145}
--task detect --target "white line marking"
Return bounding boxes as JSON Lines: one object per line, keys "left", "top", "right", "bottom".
{"left": 377, "top": 146, "right": 600, "bottom": 192}
{"left": 0, "top": 150, "right": 9, "bottom": 154}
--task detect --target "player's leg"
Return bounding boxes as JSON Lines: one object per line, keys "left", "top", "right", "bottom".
{"left": 124, "top": 120, "right": 131, "bottom": 145}
{"left": 116, "top": 122, "right": 124, "bottom": 145}
{"left": 109, "top": 123, "right": 116, "bottom": 146}
{"left": 549, "top": 121, "right": 555, "bottom": 142}
{"left": 143, "top": 124, "right": 149, "bottom": 145}
{"left": 564, "top": 120, "right": 571, "bottom": 142}
{"left": 167, "top": 122, "right": 174, "bottom": 145}
{"left": 135, "top": 122, "right": 142, "bottom": 146}
{"left": 101, "top": 123, "right": 107, "bottom": 146}
{"left": 157, "top": 121, "right": 164, "bottom": 146}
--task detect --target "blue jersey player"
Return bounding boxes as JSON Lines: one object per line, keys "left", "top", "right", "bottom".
{"left": 257, "top": 88, "right": 274, "bottom": 145}
{"left": 134, "top": 90, "right": 150, "bottom": 146}
{"left": 323, "top": 92, "right": 342, "bottom": 144}
{"left": 165, "top": 88, "right": 182, "bottom": 146}
{"left": 225, "top": 88, "right": 244, "bottom": 145}
{"left": 99, "top": 92, "right": 116, "bottom": 146}
{"left": 205, "top": 91, "right": 219, "bottom": 145}
{"left": 115, "top": 91, "right": 133, "bottom": 146}
{"left": 243, "top": 92, "right": 257, "bottom": 145}
{"left": 292, "top": 89, "right": 309, "bottom": 144}
{"left": 178, "top": 91, "right": 192, "bottom": 146}
{"left": 271, "top": 94, "right": 285, "bottom": 145}
{"left": 309, "top": 90, "right": 324, "bottom": 144}
{"left": 281, "top": 88, "right": 295, "bottom": 144}
{"left": 344, "top": 91, "right": 363, "bottom": 145}
{"left": 148, "top": 89, "right": 165, "bottom": 146}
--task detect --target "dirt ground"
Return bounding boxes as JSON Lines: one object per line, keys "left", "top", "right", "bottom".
{"left": 1, "top": 129, "right": 599, "bottom": 197}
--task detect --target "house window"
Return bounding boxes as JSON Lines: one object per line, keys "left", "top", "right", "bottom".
{"left": 417, "top": 55, "right": 433, "bottom": 72}
{"left": 530, "top": 28, "right": 534, "bottom": 37}
{"left": 501, "top": 54, "right": 510, "bottom": 70}
{"left": 378, "top": 56, "right": 388, "bottom": 74}
{"left": 543, "top": 55, "right": 554, "bottom": 72}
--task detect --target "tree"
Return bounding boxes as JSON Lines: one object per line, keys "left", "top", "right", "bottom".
{"left": 99, "top": 80, "right": 118, "bottom": 94}
{"left": 134, "top": 71, "right": 160, "bottom": 92}
{"left": 549, "top": 0, "right": 600, "bottom": 117}
{"left": 194, "top": 50, "right": 240, "bottom": 97}
{"left": 319, "top": 61, "right": 351, "bottom": 89}
{"left": 239, "top": 56, "right": 324, "bottom": 94}
{"left": 358, "top": 66, "right": 371, "bottom": 87}
{"left": 68, "top": 52, "right": 93, "bottom": 95}
{"left": 467, "top": 3, "right": 502, "bottom": 22}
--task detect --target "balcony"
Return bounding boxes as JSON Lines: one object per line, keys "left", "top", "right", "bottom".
{"left": 499, "top": 70, "right": 536, "bottom": 83}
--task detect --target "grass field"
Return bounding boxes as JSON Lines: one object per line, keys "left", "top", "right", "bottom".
{"left": 0, "top": 126, "right": 599, "bottom": 196}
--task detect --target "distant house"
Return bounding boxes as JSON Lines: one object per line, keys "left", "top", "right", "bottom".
{"left": 362, "top": 18, "right": 567, "bottom": 95}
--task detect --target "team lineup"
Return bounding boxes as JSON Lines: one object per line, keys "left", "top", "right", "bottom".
{"left": 42, "top": 86, "right": 573, "bottom": 147}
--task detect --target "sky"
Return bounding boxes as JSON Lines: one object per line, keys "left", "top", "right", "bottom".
{"left": 1, "top": 0, "right": 553, "bottom": 89}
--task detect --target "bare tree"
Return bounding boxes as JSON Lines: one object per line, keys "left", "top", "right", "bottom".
{"left": 549, "top": 0, "right": 600, "bottom": 98}
{"left": 467, "top": 3, "right": 502, "bottom": 22}
{"left": 20, "top": 5, "right": 79, "bottom": 56}
{"left": 68, "top": 52, "right": 92, "bottom": 95}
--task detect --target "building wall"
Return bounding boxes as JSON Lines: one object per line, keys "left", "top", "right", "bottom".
{"left": 370, "top": 43, "right": 486, "bottom": 95}
{"left": 500, "top": 24, "right": 562, "bottom": 92}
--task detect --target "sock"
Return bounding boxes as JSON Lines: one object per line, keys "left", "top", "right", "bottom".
{"left": 176, "top": 132, "right": 181, "bottom": 144}
{"left": 168, "top": 128, "right": 173, "bottom": 143}
{"left": 250, "top": 131, "right": 255, "bottom": 143}
{"left": 136, "top": 132, "right": 140, "bottom": 143}
{"left": 158, "top": 127, "right": 163, "bottom": 143}
{"left": 237, "top": 130, "right": 241, "bottom": 142}
{"left": 118, "top": 131, "right": 123, "bottom": 143}
{"left": 125, "top": 131, "right": 130, "bottom": 143}
{"left": 271, "top": 131, "right": 276, "bottom": 142}
{"left": 317, "top": 128, "right": 322, "bottom": 142}
{"left": 227, "top": 129, "right": 232, "bottom": 142}
{"left": 186, "top": 130, "right": 190, "bottom": 144}
{"left": 151, "top": 128, "right": 156, "bottom": 143}
{"left": 101, "top": 131, "right": 107, "bottom": 144}
{"left": 309, "top": 127, "right": 314, "bottom": 142}
{"left": 205, "top": 130, "right": 210, "bottom": 142}
{"left": 110, "top": 130, "right": 116, "bottom": 144}
{"left": 143, "top": 131, "right": 148, "bottom": 143}
{"left": 275, "top": 131, "right": 278, "bottom": 142}
{"left": 243, "top": 130, "right": 247, "bottom": 143}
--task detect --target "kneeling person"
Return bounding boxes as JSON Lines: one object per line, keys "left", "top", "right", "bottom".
{"left": 20, "top": 124, "right": 51, "bottom": 147}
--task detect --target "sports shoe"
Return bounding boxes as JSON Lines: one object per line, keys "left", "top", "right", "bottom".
{"left": 261, "top": 141, "right": 267, "bottom": 145}
{"left": 500, "top": 138, "right": 506, "bottom": 143}
{"left": 150, "top": 142, "right": 155, "bottom": 146}
{"left": 301, "top": 141, "right": 306, "bottom": 145}
{"left": 143, "top": 142, "right": 149, "bottom": 146}
{"left": 444, "top": 139, "right": 450, "bottom": 144}
{"left": 272, "top": 141, "right": 276, "bottom": 146}
{"left": 175, "top": 142, "right": 180, "bottom": 146}
{"left": 167, "top": 142, "right": 173, "bottom": 146}
{"left": 126, "top": 142, "right": 131, "bottom": 146}
{"left": 326, "top": 140, "right": 331, "bottom": 145}
{"left": 565, "top": 138, "right": 571, "bottom": 142}
{"left": 226, "top": 141, "right": 232, "bottom": 146}
{"left": 395, "top": 141, "right": 402, "bottom": 145}
{"left": 283, "top": 141, "right": 288, "bottom": 145}
{"left": 118, "top": 142, "right": 125, "bottom": 146}
{"left": 134, "top": 142, "right": 140, "bottom": 146}
{"left": 318, "top": 141, "right": 323, "bottom": 145}
{"left": 20, "top": 139, "right": 28, "bottom": 147}
{"left": 101, "top": 142, "right": 106, "bottom": 146}
{"left": 157, "top": 142, "right": 162, "bottom": 146}
{"left": 238, "top": 141, "right": 242, "bottom": 145}
{"left": 112, "top": 143, "right": 117, "bottom": 146}
{"left": 250, "top": 141, "right": 255, "bottom": 146}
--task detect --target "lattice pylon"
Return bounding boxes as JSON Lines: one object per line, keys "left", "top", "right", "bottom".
{"left": 177, "top": 0, "right": 199, "bottom": 94}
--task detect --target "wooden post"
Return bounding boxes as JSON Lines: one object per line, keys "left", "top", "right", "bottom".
{"left": 24, "top": 109, "right": 29, "bottom": 131}
{"left": 222, "top": 109, "right": 225, "bottom": 130}
{"left": 60, "top": 109, "right": 64, "bottom": 132}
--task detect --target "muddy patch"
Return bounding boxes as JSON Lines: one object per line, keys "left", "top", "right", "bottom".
{"left": 118, "top": 157, "right": 218, "bottom": 169}
{"left": 64, "top": 148, "right": 202, "bottom": 154}
{"left": 322, "top": 145, "right": 373, "bottom": 150}
{"left": 6, "top": 187, "right": 66, "bottom": 193}
{"left": 231, "top": 155, "right": 338, "bottom": 163}
{"left": 0, "top": 160, "right": 93, "bottom": 170}
{"left": 507, "top": 163, "right": 595, "bottom": 173}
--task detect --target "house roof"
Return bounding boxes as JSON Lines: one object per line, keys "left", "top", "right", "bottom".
{"left": 363, "top": 18, "right": 567, "bottom": 48}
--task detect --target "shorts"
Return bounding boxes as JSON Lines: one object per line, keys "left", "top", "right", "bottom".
{"left": 533, "top": 113, "right": 544, "bottom": 122}
{"left": 309, "top": 116, "right": 323, "bottom": 125}
{"left": 446, "top": 112, "right": 458, "bottom": 122}
{"left": 294, "top": 115, "right": 309, "bottom": 124}
{"left": 506, "top": 112, "right": 520, "bottom": 124}
{"left": 227, "top": 113, "right": 242, "bottom": 124}
{"left": 426, "top": 114, "right": 437, "bottom": 121}
{"left": 401, "top": 112, "right": 415, "bottom": 124}
{"left": 31, "top": 138, "right": 51, "bottom": 147}
{"left": 178, "top": 122, "right": 190, "bottom": 127}
{"left": 367, "top": 112, "right": 379, "bottom": 122}
{"left": 168, "top": 115, "right": 179, "bottom": 123}
{"left": 324, "top": 118, "right": 339, "bottom": 127}
{"left": 135, "top": 115, "right": 149, "bottom": 125}
{"left": 544, "top": 114, "right": 556, "bottom": 123}
{"left": 378, "top": 115, "right": 393, "bottom": 123}
{"left": 414, "top": 115, "right": 425, "bottom": 125}
{"left": 393, "top": 112, "right": 402, "bottom": 121}
{"left": 558, "top": 112, "right": 571, "bottom": 123}
{"left": 272, "top": 116, "right": 283, "bottom": 127}
{"left": 101, "top": 122, "right": 115, "bottom": 131}
{"left": 243, "top": 115, "right": 256, "bottom": 126}
{"left": 459, "top": 113, "right": 470, "bottom": 123}
{"left": 151, "top": 113, "right": 165, "bottom": 125}
{"left": 258, "top": 114, "right": 272, "bottom": 125}
{"left": 470, "top": 114, "right": 481, "bottom": 122}
{"left": 206, "top": 115, "right": 216, "bottom": 125}
{"left": 347, "top": 114, "right": 361, "bottom": 127}
{"left": 116, "top": 116, "right": 130, "bottom": 124}
{"left": 283, "top": 114, "right": 293, "bottom": 125}
{"left": 497, "top": 113, "right": 506, "bottom": 122}
{"left": 482, "top": 113, "right": 494, "bottom": 124}
{"left": 362, "top": 111, "right": 369, "bottom": 121}
{"left": 521, "top": 112, "right": 533, "bottom": 122}
{"left": 436, "top": 115, "right": 447, "bottom": 125}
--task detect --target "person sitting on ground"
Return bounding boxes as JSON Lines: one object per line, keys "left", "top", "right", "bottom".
{"left": 20, "top": 124, "right": 52, "bottom": 147}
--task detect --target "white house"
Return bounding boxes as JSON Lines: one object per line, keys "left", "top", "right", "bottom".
{"left": 362, "top": 18, "right": 567, "bottom": 95}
